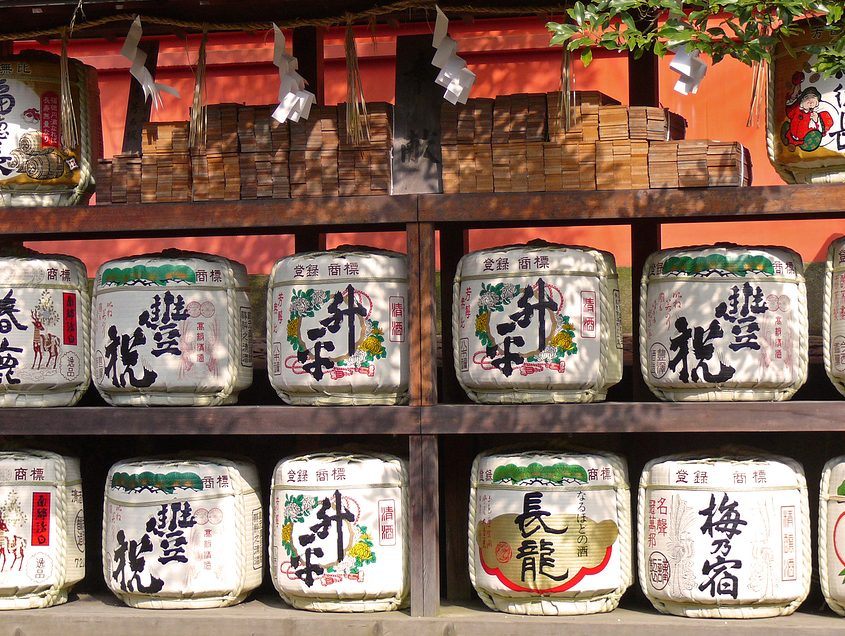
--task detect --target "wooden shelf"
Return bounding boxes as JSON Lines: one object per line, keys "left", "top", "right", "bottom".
{"left": 0, "top": 406, "right": 420, "bottom": 435}
{"left": 0, "top": 195, "right": 416, "bottom": 240}
{"left": 419, "top": 184, "right": 845, "bottom": 225}
{"left": 422, "top": 401, "right": 845, "bottom": 434}
{"left": 2, "top": 594, "right": 839, "bottom": 635}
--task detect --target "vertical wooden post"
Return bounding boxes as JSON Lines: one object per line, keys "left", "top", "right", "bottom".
{"left": 292, "top": 27, "right": 325, "bottom": 106}
{"left": 631, "top": 219, "right": 661, "bottom": 399}
{"left": 439, "top": 226, "right": 469, "bottom": 403}
{"left": 627, "top": 18, "right": 659, "bottom": 107}
{"left": 392, "top": 35, "right": 443, "bottom": 195}
{"left": 408, "top": 221, "right": 438, "bottom": 407}
{"left": 294, "top": 229, "right": 326, "bottom": 253}
{"left": 409, "top": 434, "right": 440, "bottom": 617}
{"left": 122, "top": 40, "right": 159, "bottom": 154}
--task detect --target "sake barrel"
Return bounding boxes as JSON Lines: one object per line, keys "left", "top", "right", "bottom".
{"left": 103, "top": 457, "right": 263, "bottom": 609}
{"left": 639, "top": 453, "right": 810, "bottom": 618}
{"left": 91, "top": 250, "right": 253, "bottom": 406}
{"left": 453, "top": 243, "right": 623, "bottom": 403}
{"left": 468, "top": 449, "right": 632, "bottom": 615}
{"left": 0, "top": 253, "right": 90, "bottom": 406}
{"left": 824, "top": 238, "right": 845, "bottom": 397}
{"left": 820, "top": 457, "right": 845, "bottom": 616}
{"left": 267, "top": 248, "right": 409, "bottom": 405}
{"left": 0, "top": 449, "right": 84, "bottom": 610}
{"left": 767, "top": 21, "right": 845, "bottom": 183}
{"left": 0, "top": 51, "right": 102, "bottom": 206}
{"left": 270, "top": 452, "right": 409, "bottom": 611}
{"left": 641, "top": 245, "right": 808, "bottom": 401}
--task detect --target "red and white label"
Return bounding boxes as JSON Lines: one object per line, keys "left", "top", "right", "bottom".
{"left": 581, "top": 290, "right": 597, "bottom": 338}
{"left": 62, "top": 292, "right": 77, "bottom": 346}
{"left": 31, "top": 492, "right": 51, "bottom": 546}
{"left": 389, "top": 296, "right": 405, "bottom": 343}
{"left": 378, "top": 499, "right": 396, "bottom": 546}
{"left": 40, "top": 92, "right": 60, "bottom": 148}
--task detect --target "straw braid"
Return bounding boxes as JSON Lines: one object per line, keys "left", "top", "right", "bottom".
{"left": 640, "top": 246, "right": 809, "bottom": 402}
{"left": 453, "top": 243, "right": 620, "bottom": 404}
{"left": 0, "top": 254, "right": 90, "bottom": 407}
{"left": 0, "top": 3, "right": 568, "bottom": 42}
{"left": 819, "top": 457, "right": 845, "bottom": 616}
{"left": 271, "top": 452, "right": 409, "bottom": 612}
{"left": 639, "top": 453, "right": 810, "bottom": 618}
{"left": 823, "top": 240, "right": 845, "bottom": 397}
{"left": 468, "top": 447, "right": 631, "bottom": 615}
{"left": 267, "top": 249, "right": 409, "bottom": 406}
{"left": 0, "top": 451, "right": 75, "bottom": 609}
{"left": 93, "top": 250, "right": 248, "bottom": 406}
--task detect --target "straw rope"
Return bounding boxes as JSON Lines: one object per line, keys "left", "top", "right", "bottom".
{"left": 823, "top": 240, "right": 845, "bottom": 397}
{"left": 0, "top": 3, "right": 567, "bottom": 42}
{"left": 467, "top": 447, "right": 632, "bottom": 615}
{"left": 270, "top": 452, "right": 410, "bottom": 612}
{"left": 638, "top": 453, "right": 811, "bottom": 619}
{"left": 452, "top": 242, "right": 621, "bottom": 404}
{"left": 820, "top": 457, "right": 845, "bottom": 616}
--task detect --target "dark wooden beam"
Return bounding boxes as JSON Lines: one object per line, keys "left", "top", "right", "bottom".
{"left": 292, "top": 26, "right": 325, "bottom": 106}
{"left": 628, "top": 17, "right": 659, "bottom": 106}
{"left": 122, "top": 39, "right": 159, "bottom": 154}
{"left": 631, "top": 219, "right": 660, "bottom": 400}
{"left": 392, "top": 34, "right": 443, "bottom": 195}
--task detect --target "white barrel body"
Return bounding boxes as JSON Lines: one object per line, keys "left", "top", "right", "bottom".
{"left": 824, "top": 238, "right": 845, "bottom": 397}
{"left": 468, "top": 449, "right": 632, "bottom": 615}
{"left": 641, "top": 245, "right": 808, "bottom": 401}
{"left": 270, "top": 452, "right": 409, "bottom": 611}
{"left": 0, "top": 53, "right": 101, "bottom": 206}
{"left": 91, "top": 251, "right": 252, "bottom": 405}
{"left": 819, "top": 456, "right": 845, "bottom": 616}
{"left": 453, "top": 244, "right": 622, "bottom": 403}
{"left": 0, "top": 449, "right": 84, "bottom": 609}
{"left": 638, "top": 453, "right": 810, "bottom": 618}
{"left": 267, "top": 249, "right": 409, "bottom": 405}
{"left": 103, "top": 457, "right": 263, "bottom": 609}
{"left": 0, "top": 254, "right": 89, "bottom": 406}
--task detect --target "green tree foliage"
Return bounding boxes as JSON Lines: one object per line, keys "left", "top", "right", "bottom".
{"left": 547, "top": 1, "right": 845, "bottom": 76}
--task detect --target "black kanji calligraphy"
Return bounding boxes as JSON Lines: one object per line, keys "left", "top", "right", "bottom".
{"left": 0, "top": 289, "right": 27, "bottom": 334}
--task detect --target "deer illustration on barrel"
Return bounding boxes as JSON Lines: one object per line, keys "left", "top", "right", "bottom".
{"left": 0, "top": 511, "right": 26, "bottom": 572}
{"left": 31, "top": 309, "right": 61, "bottom": 370}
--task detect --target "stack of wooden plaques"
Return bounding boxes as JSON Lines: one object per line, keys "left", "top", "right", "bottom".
{"left": 440, "top": 98, "right": 494, "bottom": 194}
{"left": 628, "top": 106, "right": 687, "bottom": 141}
{"left": 648, "top": 140, "right": 751, "bottom": 188}
{"left": 192, "top": 104, "right": 241, "bottom": 201}
{"left": 337, "top": 103, "right": 393, "bottom": 196}
{"left": 94, "top": 158, "right": 112, "bottom": 204}
{"left": 237, "top": 105, "right": 290, "bottom": 199}
{"left": 707, "top": 141, "right": 751, "bottom": 186}
{"left": 547, "top": 91, "right": 620, "bottom": 143}
{"left": 542, "top": 142, "right": 596, "bottom": 190}
{"left": 492, "top": 94, "right": 546, "bottom": 192}
{"left": 289, "top": 106, "right": 339, "bottom": 198}
{"left": 140, "top": 122, "right": 190, "bottom": 203}
{"left": 648, "top": 141, "right": 681, "bottom": 188}
{"left": 596, "top": 140, "right": 649, "bottom": 190}
{"left": 598, "top": 105, "right": 630, "bottom": 140}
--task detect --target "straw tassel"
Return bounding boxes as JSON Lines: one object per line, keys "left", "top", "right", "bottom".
{"left": 59, "top": 28, "right": 79, "bottom": 150}
{"left": 747, "top": 58, "right": 767, "bottom": 127}
{"left": 189, "top": 28, "right": 208, "bottom": 149}
{"left": 344, "top": 24, "right": 370, "bottom": 145}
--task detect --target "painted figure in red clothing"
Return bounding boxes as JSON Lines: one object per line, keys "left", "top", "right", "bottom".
{"left": 781, "top": 72, "right": 834, "bottom": 152}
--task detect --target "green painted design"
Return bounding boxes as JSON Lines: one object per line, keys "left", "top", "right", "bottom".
{"left": 662, "top": 254, "right": 775, "bottom": 278}
{"left": 837, "top": 479, "right": 845, "bottom": 497}
{"left": 101, "top": 264, "right": 197, "bottom": 286}
{"left": 110, "top": 471, "right": 204, "bottom": 493}
{"left": 475, "top": 282, "right": 521, "bottom": 349}
{"left": 286, "top": 289, "right": 331, "bottom": 352}
{"left": 281, "top": 494, "right": 320, "bottom": 558}
{"left": 492, "top": 462, "right": 589, "bottom": 485}
{"left": 347, "top": 524, "right": 376, "bottom": 573}
{"left": 526, "top": 314, "right": 578, "bottom": 363}
{"left": 336, "top": 319, "right": 386, "bottom": 368}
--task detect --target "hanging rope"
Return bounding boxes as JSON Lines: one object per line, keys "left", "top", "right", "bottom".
{"left": 344, "top": 24, "right": 370, "bottom": 145}
{"left": 0, "top": 2, "right": 568, "bottom": 41}
{"left": 59, "top": 28, "right": 79, "bottom": 149}
{"left": 189, "top": 28, "right": 208, "bottom": 149}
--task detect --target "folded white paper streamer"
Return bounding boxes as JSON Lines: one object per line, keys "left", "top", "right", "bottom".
{"left": 669, "top": 47, "right": 708, "bottom": 96}
{"left": 431, "top": 7, "right": 475, "bottom": 104}
{"left": 272, "top": 25, "right": 316, "bottom": 123}
{"left": 120, "top": 17, "right": 180, "bottom": 109}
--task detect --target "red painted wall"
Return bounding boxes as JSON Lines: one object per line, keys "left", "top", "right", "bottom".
{"left": 19, "top": 18, "right": 845, "bottom": 275}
